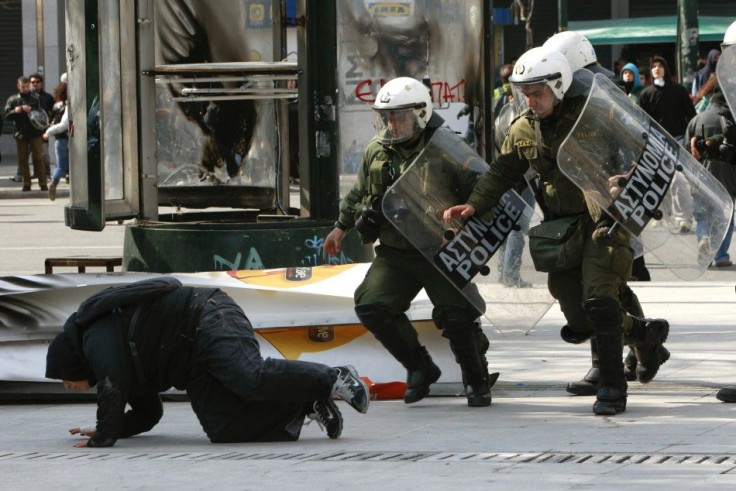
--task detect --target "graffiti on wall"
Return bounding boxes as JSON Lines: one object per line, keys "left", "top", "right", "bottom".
{"left": 211, "top": 235, "right": 354, "bottom": 271}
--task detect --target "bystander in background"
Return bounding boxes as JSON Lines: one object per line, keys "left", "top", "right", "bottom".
{"left": 43, "top": 76, "right": 69, "bottom": 201}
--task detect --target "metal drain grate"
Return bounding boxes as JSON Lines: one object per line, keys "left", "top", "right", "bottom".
{"left": 2, "top": 451, "right": 736, "bottom": 465}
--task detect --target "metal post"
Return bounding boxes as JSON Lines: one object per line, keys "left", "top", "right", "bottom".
{"left": 484, "top": 0, "right": 493, "bottom": 161}
{"left": 676, "top": 0, "right": 699, "bottom": 86}
{"left": 273, "top": 0, "right": 292, "bottom": 212}
{"left": 298, "top": 0, "right": 339, "bottom": 220}
{"left": 35, "top": 0, "right": 45, "bottom": 74}
{"left": 557, "top": 0, "right": 567, "bottom": 32}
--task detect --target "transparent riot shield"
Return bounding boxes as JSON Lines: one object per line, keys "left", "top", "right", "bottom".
{"left": 718, "top": 44, "right": 736, "bottom": 115}
{"left": 558, "top": 74, "right": 733, "bottom": 280}
{"left": 382, "top": 128, "right": 554, "bottom": 332}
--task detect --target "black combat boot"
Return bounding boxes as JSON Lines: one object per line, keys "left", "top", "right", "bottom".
{"left": 446, "top": 322, "right": 492, "bottom": 407}
{"left": 566, "top": 337, "right": 599, "bottom": 396}
{"left": 623, "top": 348, "right": 637, "bottom": 381}
{"left": 624, "top": 346, "right": 670, "bottom": 381}
{"left": 627, "top": 317, "right": 669, "bottom": 383}
{"left": 584, "top": 298, "right": 627, "bottom": 416}
{"left": 404, "top": 346, "right": 442, "bottom": 404}
{"left": 355, "top": 304, "right": 440, "bottom": 404}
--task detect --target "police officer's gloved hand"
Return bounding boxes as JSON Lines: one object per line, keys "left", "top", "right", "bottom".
{"left": 591, "top": 215, "right": 616, "bottom": 246}
{"left": 355, "top": 199, "right": 385, "bottom": 242}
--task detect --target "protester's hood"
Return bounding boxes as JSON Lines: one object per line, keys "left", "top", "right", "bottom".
{"left": 621, "top": 62, "right": 643, "bottom": 92}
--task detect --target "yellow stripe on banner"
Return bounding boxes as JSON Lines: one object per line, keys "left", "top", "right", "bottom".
{"left": 228, "top": 264, "right": 358, "bottom": 289}
{"left": 259, "top": 320, "right": 436, "bottom": 360}
{"left": 259, "top": 324, "right": 367, "bottom": 359}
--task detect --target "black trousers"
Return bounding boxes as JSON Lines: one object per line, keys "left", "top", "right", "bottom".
{"left": 186, "top": 291, "right": 337, "bottom": 442}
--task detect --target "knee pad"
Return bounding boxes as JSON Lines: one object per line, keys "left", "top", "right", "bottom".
{"left": 560, "top": 324, "right": 591, "bottom": 344}
{"left": 355, "top": 303, "right": 411, "bottom": 335}
{"left": 355, "top": 303, "right": 396, "bottom": 336}
{"left": 433, "top": 308, "right": 477, "bottom": 342}
{"left": 584, "top": 297, "right": 622, "bottom": 331}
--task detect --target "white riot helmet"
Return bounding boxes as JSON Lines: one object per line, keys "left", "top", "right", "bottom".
{"left": 543, "top": 30, "right": 596, "bottom": 71}
{"left": 509, "top": 47, "right": 573, "bottom": 101}
{"left": 723, "top": 20, "right": 736, "bottom": 50}
{"left": 372, "top": 77, "right": 433, "bottom": 145}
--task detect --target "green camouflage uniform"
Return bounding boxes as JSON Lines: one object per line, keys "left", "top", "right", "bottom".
{"left": 466, "top": 95, "right": 635, "bottom": 337}
{"left": 339, "top": 123, "right": 483, "bottom": 319}
{"left": 338, "top": 119, "right": 490, "bottom": 392}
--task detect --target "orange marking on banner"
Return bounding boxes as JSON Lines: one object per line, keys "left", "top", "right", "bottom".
{"left": 259, "top": 324, "right": 368, "bottom": 359}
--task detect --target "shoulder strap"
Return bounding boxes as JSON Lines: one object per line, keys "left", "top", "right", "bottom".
{"left": 76, "top": 277, "right": 182, "bottom": 327}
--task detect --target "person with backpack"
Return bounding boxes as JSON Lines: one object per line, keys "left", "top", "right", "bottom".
{"left": 45, "top": 277, "right": 369, "bottom": 447}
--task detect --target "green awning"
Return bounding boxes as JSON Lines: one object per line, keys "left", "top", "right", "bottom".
{"left": 568, "top": 15, "right": 732, "bottom": 45}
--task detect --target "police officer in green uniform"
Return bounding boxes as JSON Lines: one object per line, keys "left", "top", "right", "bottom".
{"left": 323, "top": 77, "right": 492, "bottom": 407}
{"left": 543, "top": 31, "right": 669, "bottom": 397}
{"left": 444, "top": 48, "right": 669, "bottom": 415}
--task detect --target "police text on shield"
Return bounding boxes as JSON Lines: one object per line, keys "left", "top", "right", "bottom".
{"left": 610, "top": 126, "right": 677, "bottom": 235}
{"left": 434, "top": 192, "right": 525, "bottom": 288}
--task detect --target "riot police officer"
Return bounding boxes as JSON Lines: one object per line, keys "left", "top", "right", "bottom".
{"left": 323, "top": 77, "right": 493, "bottom": 407}
{"left": 543, "top": 30, "right": 669, "bottom": 397}
{"left": 444, "top": 47, "right": 670, "bottom": 416}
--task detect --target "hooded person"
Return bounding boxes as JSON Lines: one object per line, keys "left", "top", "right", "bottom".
{"left": 45, "top": 316, "right": 97, "bottom": 386}
{"left": 639, "top": 55, "right": 697, "bottom": 234}
{"left": 45, "top": 277, "right": 370, "bottom": 447}
{"left": 640, "top": 56, "right": 696, "bottom": 140}
{"left": 620, "top": 62, "right": 644, "bottom": 105}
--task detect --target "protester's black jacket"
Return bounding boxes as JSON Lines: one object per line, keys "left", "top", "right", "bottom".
{"left": 639, "top": 56, "right": 696, "bottom": 138}
{"left": 65, "top": 280, "right": 218, "bottom": 447}
{"left": 3, "top": 92, "right": 43, "bottom": 139}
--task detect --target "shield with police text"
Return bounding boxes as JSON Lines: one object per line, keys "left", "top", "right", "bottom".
{"left": 558, "top": 73, "right": 733, "bottom": 280}
{"left": 382, "top": 128, "right": 554, "bottom": 332}
{"left": 718, "top": 44, "right": 736, "bottom": 117}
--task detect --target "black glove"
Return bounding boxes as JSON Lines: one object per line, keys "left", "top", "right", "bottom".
{"left": 355, "top": 199, "right": 385, "bottom": 242}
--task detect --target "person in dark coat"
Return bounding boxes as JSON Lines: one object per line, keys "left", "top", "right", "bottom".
{"left": 46, "top": 277, "right": 369, "bottom": 447}
{"left": 640, "top": 55, "right": 697, "bottom": 233}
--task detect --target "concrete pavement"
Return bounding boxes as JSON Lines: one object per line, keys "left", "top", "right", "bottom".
{"left": 3, "top": 146, "right": 736, "bottom": 488}
{"left": 2, "top": 281, "right": 736, "bottom": 489}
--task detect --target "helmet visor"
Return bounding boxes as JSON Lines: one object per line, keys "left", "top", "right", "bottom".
{"left": 372, "top": 108, "right": 419, "bottom": 144}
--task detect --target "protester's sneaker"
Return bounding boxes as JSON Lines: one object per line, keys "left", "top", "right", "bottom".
{"left": 305, "top": 399, "right": 343, "bottom": 439}
{"left": 48, "top": 183, "right": 57, "bottom": 201}
{"left": 332, "top": 365, "right": 370, "bottom": 414}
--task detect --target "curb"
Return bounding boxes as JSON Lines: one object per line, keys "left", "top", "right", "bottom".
{"left": 0, "top": 189, "right": 70, "bottom": 200}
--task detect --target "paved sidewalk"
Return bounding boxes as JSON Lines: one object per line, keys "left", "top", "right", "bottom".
{"left": 2, "top": 281, "right": 736, "bottom": 489}
{"left": 0, "top": 166, "right": 69, "bottom": 200}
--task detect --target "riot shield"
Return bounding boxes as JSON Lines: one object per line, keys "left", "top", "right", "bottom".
{"left": 558, "top": 74, "right": 733, "bottom": 280}
{"left": 382, "top": 128, "right": 554, "bottom": 332}
{"left": 718, "top": 44, "right": 736, "bottom": 115}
